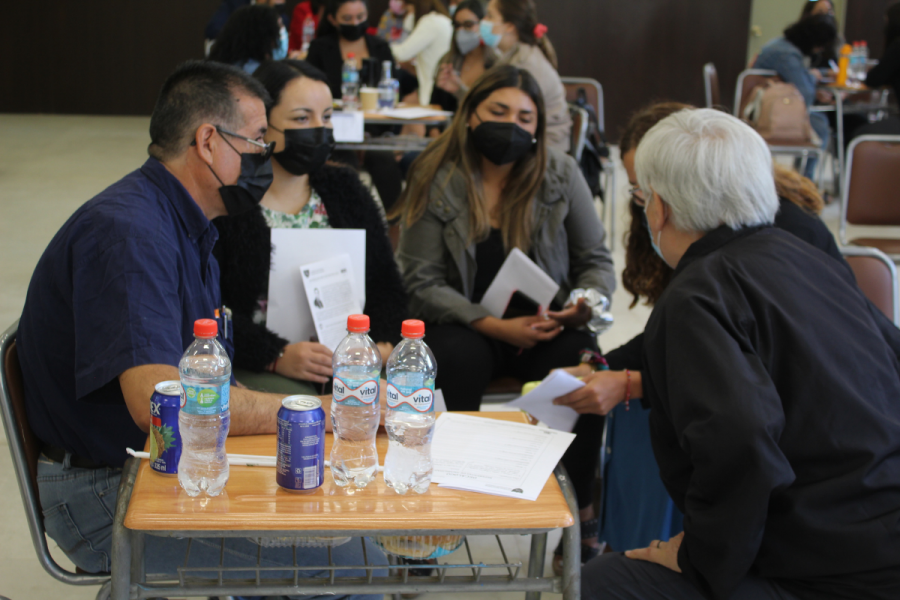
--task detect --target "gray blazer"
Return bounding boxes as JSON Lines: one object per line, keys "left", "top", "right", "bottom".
{"left": 397, "top": 148, "right": 616, "bottom": 326}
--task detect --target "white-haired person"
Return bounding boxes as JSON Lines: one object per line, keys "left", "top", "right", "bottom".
{"left": 581, "top": 108, "right": 900, "bottom": 600}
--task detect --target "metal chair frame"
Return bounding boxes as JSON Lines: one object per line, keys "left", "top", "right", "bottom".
{"left": 568, "top": 103, "right": 589, "bottom": 164}
{"left": 703, "top": 62, "right": 718, "bottom": 108}
{"left": 839, "top": 134, "right": 900, "bottom": 254}
{"left": 839, "top": 246, "right": 900, "bottom": 326}
{"left": 733, "top": 68, "right": 827, "bottom": 190}
{"left": 560, "top": 76, "right": 617, "bottom": 250}
{"left": 0, "top": 321, "right": 111, "bottom": 599}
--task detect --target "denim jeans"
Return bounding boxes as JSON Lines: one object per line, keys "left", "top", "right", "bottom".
{"left": 36, "top": 454, "right": 387, "bottom": 599}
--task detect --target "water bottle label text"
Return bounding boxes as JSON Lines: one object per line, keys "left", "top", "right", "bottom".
{"left": 181, "top": 382, "right": 230, "bottom": 415}
{"left": 386, "top": 383, "right": 434, "bottom": 413}
{"left": 333, "top": 377, "right": 379, "bottom": 407}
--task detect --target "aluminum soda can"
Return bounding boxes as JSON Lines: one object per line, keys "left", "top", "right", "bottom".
{"left": 277, "top": 395, "right": 326, "bottom": 493}
{"left": 150, "top": 381, "right": 183, "bottom": 476}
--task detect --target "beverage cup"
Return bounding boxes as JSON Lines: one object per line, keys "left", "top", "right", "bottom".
{"left": 360, "top": 87, "right": 380, "bottom": 112}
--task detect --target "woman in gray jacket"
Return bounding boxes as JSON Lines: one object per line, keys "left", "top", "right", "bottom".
{"left": 392, "top": 64, "right": 615, "bottom": 411}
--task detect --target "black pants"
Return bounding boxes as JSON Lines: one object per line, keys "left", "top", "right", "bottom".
{"left": 582, "top": 553, "right": 800, "bottom": 600}
{"left": 425, "top": 323, "right": 604, "bottom": 509}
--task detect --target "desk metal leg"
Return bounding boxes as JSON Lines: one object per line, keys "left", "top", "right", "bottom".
{"left": 556, "top": 465, "right": 581, "bottom": 600}
{"left": 525, "top": 532, "right": 547, "bottom": 600}
{"left": 111, "top": 458, "right": 139, "bottom": 600}
{"left": 836, "top": 95, "right": 845, "bottom": 197}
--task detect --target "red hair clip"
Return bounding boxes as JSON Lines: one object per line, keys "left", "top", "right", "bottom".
{"left": 533, "top": 23, "right": 548, "bottom": 39}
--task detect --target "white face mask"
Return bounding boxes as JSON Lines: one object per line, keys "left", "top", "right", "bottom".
{"left": 455, "top": 28, "right": 481, "bottom": 55}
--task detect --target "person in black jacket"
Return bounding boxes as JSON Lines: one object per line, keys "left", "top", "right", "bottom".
{"left": 213, "top": 59, "right": 407, "bottom": 394}
{"left": 581, "top": 107, "right": 900, "bottom": 600}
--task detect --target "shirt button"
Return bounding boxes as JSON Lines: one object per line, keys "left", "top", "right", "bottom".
{"left": 606, "top": 447, "right": 612, "bottom": 455}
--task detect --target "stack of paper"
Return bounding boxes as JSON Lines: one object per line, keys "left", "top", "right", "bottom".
{"left": 480, "top": 248, "right": 559, "bottom": 318}
{"left": 431, "top": 413, "right": 575, "bottom": 501}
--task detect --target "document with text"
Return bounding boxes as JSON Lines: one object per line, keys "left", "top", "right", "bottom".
{"left": 431, "top": 413, "right": 575, "bottom": 501}
{"left": 300, "top": 254, "right": 362, "bottom": 351}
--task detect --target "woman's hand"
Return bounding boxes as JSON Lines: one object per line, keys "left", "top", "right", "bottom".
{"left": 274, "top": 342, "right": 333, "bottom": 383}
{"left": 555, "top": 363, "right": 595, "bottom": 379}
{"left": 436, "top": 64, "right": 462, "bottom": 94}
{"left": 376, "top": 342, "right": 394, "bottom": 364}
{"left": 553, "top": 369, "right": 634, "bottom": 415}
{"left": 625, "top": 532, "right": 684, "bottom": 573}
{"left": 472, "top": 315, "right": 561, "bottom": 349}
{"left": 547, "top": 298, "right": 592, "bottom": 328}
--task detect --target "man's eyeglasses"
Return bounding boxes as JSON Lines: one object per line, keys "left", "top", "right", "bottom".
{"left": 216, "top": 125, "right": 275, "bottom": 160}
{"left": 629, "top": 186, "right": 646, "bottom": 207}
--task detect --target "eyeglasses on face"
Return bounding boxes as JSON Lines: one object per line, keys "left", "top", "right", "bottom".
{"left": 215, "top": 125, "right": 275, "bottom": 160}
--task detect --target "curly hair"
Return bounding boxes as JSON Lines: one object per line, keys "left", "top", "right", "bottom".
{"left": 773, "top": 163, "right": 824, "bottom": 215}
{"left": 208, "top": 5, "right": 281, "bottom": 66}
{"left": 619, "top": 102, "right": 691, "bottom": 308}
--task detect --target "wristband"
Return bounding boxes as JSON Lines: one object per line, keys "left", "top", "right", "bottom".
{"left": 624, "top": 369, "right": 631, "bottom": 411}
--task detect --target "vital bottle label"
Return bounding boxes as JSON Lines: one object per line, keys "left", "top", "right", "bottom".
{"left": 386, "top": 382, "right": 434, "bottom": 413}
{"left": 181, "top": 382, "right": 230, "bottom": 415}
{"left": 332, "top": 377, "right": 379, "bottom": 407}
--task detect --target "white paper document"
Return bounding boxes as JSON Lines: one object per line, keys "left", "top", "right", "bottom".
{"left": 299, "top": 255, "right": 363, "bottom": 351}
{"left": 431, "top": 413, "right": 575, "bottom": 501}
{"left": 479, "top": 248, "right": 560, "bottom": 318}
{"left": 379, "top": 107, "right": 453, "bottom": 119}
{"left": 506, "top": 371, "right": 584, "bottom": 432}
{"left": 331, "top": 111, "right": 365, "bottom": 142}
{"left": 267, "top": 229, "right": 366, "bottom": 347}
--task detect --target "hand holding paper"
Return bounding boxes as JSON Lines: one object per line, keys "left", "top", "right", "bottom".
{"left": 506, "top": 370, "right": 584, "bottom": 432}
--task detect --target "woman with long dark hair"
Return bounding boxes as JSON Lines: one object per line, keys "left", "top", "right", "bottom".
{"left": 213, "top": 59, "right": 407, "bottom": 394}
{"left": 432, "top": 0, "right": 498, "bottom": 112}
{"left": 208, "top": 5, "right": 286, "bottom": 74}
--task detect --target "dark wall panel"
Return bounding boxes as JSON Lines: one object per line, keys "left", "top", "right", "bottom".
{"left": 536, "top": 0, "right": 752, "bottom": 139}
{"left": 0, "top": 0, "right": 220, "bottom": 115}
{"left": 845, "top": 0, "right": 892, "bottom": 59}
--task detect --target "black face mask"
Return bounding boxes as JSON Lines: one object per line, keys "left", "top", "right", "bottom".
{"left": 470, "top": 118, "right": 536, "bottom": 166}
{"left": 209, "top": 151, "right": 274, "bottom": 216}
{"left": 272, "top": 126, "right": 335, "bottom": 176}
{"left": 339, "top": 22, "right": 368, "bottom": 41}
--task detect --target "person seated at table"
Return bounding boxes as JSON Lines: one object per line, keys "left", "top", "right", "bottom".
{"left": 800, "top": 0, "right": 841, "bottom": 71}
{"left": 393, "top": 64, "right": 615, "bottom": 411}
{"left": 431, "top": 0, "right": 498, "bottom": 113}
{"left": 208, "top": 4, "right": 288, "bottom": 74}
{"left": 389, "top": 0, "right": 453, "bottom": 107}
{"left": 289, "top": 0, "right": 325, "bottom": 53}
{"left": 376, "top": 0, "right": 414, "bottom": 45}
{"left": 16, "top": 60, "right": 386, "bottom": 591}
{"left": 213, "top": 59, "right": 408, "bottom": 395}
{"left": 480, "top": 0, "right": 571, "bottom": 152}
{"left": 581, "top": 107, "right": 900, "bottom": 600}
{"left": 753, "top": 13, "right": 837, "bottom": 179}
{"left": 205, "top": 0, "right": 288, "bottom": 48}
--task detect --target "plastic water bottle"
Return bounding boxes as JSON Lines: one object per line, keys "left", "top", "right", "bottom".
{"left": 384, "top": 320, "right": 437, "bottom": 495}
{"left": 341, "top": 54, "right": 360, "bottom": 110}
{"left": 301, "top": 14, "right": 316, "bottom": 53}
{"left": 178, "top": 318, "right": 231, "bottom": 497}
{"left": 378, "top": 60, "right": 400, "bottom": 109}
{"left": 851, "top": 42, "right": 864, "bottom": 83}
{"left": 331, "top": 314, "right": 381, "bottom": 488}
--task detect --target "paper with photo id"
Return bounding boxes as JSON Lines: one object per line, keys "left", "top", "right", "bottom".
{"left": 300, "top": 255, "right": 362, "bottom": 351}
{"left": 431, "top": 413, "right": 575, "bottom": 501}
{"left": 505, "top": 370, "right": 584, "bottom": 432}
{"left": 479, "top": 248, "right": 560, "bottom": 318}
{"left": 267, "top": 229, "right": 366, "bottom": 348}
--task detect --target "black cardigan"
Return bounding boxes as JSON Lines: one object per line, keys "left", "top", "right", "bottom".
{"left": 212, "top": 163, "right": 409, "bottom": 372}
{"left": 306, "top": 33, "right": 395, "bottom": 99}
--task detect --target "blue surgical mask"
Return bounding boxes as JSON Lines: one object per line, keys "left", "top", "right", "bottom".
{"left": 273, "top": 27, "right": 289, "bottom": 60}
{"left": 479, "top": 19, "right": 502, "bottom": 49}
{"left": 642, "top": 202, "right": 667, "bottom": 264}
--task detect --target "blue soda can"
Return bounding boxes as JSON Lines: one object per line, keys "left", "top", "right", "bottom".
{"left": 277, "top": 395, "right": 326, "bottom": 493}
{"left": 150, "top": 381, "right": 182, "bottom": 475}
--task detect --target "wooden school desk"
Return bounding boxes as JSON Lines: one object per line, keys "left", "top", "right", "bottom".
{"left": 110, "top": 411, "right": 579, "bottom": 600}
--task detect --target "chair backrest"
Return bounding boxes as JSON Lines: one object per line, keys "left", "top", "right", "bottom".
{"left": 733, "top": 68, "right": 779, "bottom": 118}
{"left": 0, "top": 321, "right": 108, "bottom": 587}
{"left": 840, "top": 247, "right": 900, "bottom": 325}
{"left": 840, "top": 135, "right": 900, "bottom": 243}
{"left": 568, "top": 104, "right": 589, "bottom": 163}
{"left": 703, "top": 62, "right": 720, "bottom": 108}
{"left": 560, "top": 76, "right": 604, "bottom": 133}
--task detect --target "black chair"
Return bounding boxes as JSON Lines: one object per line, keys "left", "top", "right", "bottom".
{"left": 0, "top": 321, "right": 111, "bottom": 599}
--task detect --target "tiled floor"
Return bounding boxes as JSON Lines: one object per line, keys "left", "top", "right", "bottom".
{"left": 0, "top": 114, "right": 845, "bottom": 600}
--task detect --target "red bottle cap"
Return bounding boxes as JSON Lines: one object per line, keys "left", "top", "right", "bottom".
{"left": 194, "top": 318, "right": 218, "bottom": 338}
{"left": 401, "top": 319, "right": 425, "bottom": 339}
{"left": 347, "top": 52, "right": 355, "bottom": 58}
{"left": 347, "top": 314, "right": 370, "bottom": 332}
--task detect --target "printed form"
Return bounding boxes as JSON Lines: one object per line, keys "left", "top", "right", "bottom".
{"left": 431, "top": 413, "right": 575, "bottom": 501}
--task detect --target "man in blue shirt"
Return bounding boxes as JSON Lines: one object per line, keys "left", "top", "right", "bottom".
{"left": 17, "top": 60, "right": 384, "bottom": 594}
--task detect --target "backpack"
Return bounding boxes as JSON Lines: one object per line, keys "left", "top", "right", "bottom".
{"left": 742, "top": 81, "right": 821, "bottom": 146}
{"left": 573, "top": 87, "right": 609, "bottom": 198}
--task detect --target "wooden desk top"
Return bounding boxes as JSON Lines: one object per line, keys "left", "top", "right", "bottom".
{"left": 124, "top": 411, "right": 573, "bottom": 532}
